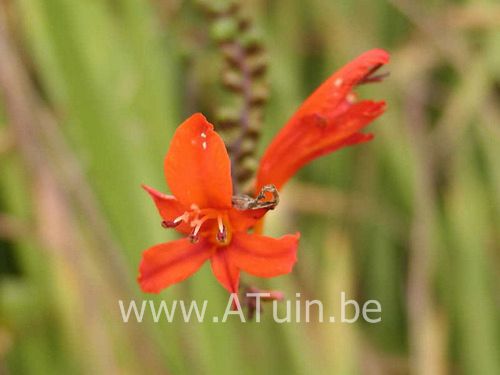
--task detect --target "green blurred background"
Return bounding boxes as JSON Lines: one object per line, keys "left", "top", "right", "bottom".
{"left": 0, "top": 0, "right": 499, "bottom": 374}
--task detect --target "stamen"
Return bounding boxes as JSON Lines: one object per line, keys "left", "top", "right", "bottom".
{"left": 358, "top": 65, "right": 389, "bottom": 85}
{"left": 188, "top": 229, "right": 200, "bottom": 244}
{"left": 174, "top": 207, "right": 226, "bottom": 245}
{"left": 190, "top": 215, "right": 210, "bottom": 231}
{"left": 217, "top": 216, "right": 224, "bottom": 233}
{"left": 216, "top": 216, "right": 227, "bottom": 243}
{"left": 216, "top": 229, "right": 227, "bottom": 242}
{"left": 161, "top": 212, "right": 189, "bottom": 229}
{"left": 188, "top": 223, "right": 201, "bottom": 243}
{"left": 161, "top": 220, "right": 180, "bottom": 228}
{"left": 359, "top": 71, "right": 389, "bottom": 84}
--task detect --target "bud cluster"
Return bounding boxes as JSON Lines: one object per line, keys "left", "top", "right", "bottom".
{"left": 197, "top": 0, "right": 268, "bottom": 194}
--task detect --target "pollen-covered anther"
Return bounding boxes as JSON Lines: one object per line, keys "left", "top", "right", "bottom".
{"left": 216, "top": 229, "right": 227, "bottom": 243}
{"left": 216, "top": 216, "right": 227, "bottom": 243}
{"left": 161, "top": 220, "right": 180, "bottom": 228}
{"left": 188, "top": 215, "right": 208, "bottom": 244}
{"left": 188, "top": 230, "right": 200, "bottom": 244}
{"left": 161, "top": 212, "right": 189, "bottom": 229}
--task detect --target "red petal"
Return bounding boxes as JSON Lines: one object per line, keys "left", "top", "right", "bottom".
{"left": 211, "top": 249, "right": 240, "bottom": 293}
{"left": 228, "top": 207, "right": 269, "bottom": 232}
{"left": 294, "top": 49, "right": 389, "bottom": 119}
{"left": 256, "top": 49, "right": 389, "bottom": 191}
{"left": 138, "top": 239, "right": 213, "bottom": 293}
{"left": 164, "top": 113, "right": 232, "bottom": 209}
{"left": 228, "top": 232, "right": 300, "bottom": 278}
{"left": 142, "top": 184, "right": 191, "bottom": 234}
{"left": 258, "top": 100, "right": 384, "bottom": 189}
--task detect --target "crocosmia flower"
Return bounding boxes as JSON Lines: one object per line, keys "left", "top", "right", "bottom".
{"left": 138, "top": 49, "right": 389, "bottom": 295}
{"left": 139, "top": 114, "right": 299, "bottom": 294}
{"left": 256, "top": 48, "right": 389, "bottom": 191}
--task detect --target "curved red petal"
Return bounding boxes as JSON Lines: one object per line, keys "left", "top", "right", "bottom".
{"left": 228, "top": 232, "right": 300, "bottom": 278}
{"left": 256, "top": 49, "right": 389, "bottom": 191}
{"left": 295, "top": 49, "right": 389, "bottom": 118}
{"left": 210, "top": 249, "right": 240, "bottom": 293}
{"left": 142, "top": 184, "right": 191, "bottom": 234}
{"left": 138, "top": 238, "right": 213, "bottom": 293}
{"left": 164, "top": 113, "right": 232, "bottom": 209}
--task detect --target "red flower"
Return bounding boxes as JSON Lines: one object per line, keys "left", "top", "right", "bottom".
{"left": 138, "top": 49, "right": 389, "bottom": 295}
{"left": 139, "top": 114, "right": 299, "bottom": 294}
{"left": 256, "top": 49, "right": 389, "bottom": 191}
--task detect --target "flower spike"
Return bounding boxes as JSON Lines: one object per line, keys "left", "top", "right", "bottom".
{"left": 138, "top": 49, "right": 388, "bottom": 299}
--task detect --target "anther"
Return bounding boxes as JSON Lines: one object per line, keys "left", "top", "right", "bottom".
{"left": 216, "top": 226, "right": 227, "bottom": 243}
{"left": 216, "top": 216, "right": 227, "bottom": 243}
{"left": 161, "top": 220, "right": 181, "bottom": 228}
{"left": 188, "top": 230, "right": 200, "bottom": 244}
{"left": 358, "top": 65, "right": 389, "bottom": 85}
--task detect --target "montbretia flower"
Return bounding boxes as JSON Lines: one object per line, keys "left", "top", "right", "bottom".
{"left": 139, "top": 114, "right": 299, "bottom": 294}
{"left": 138, "top": 49, "right": 389, "bottom": 295}
{"left": 256, "top": 48, "right": 390, "bottom": 191}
